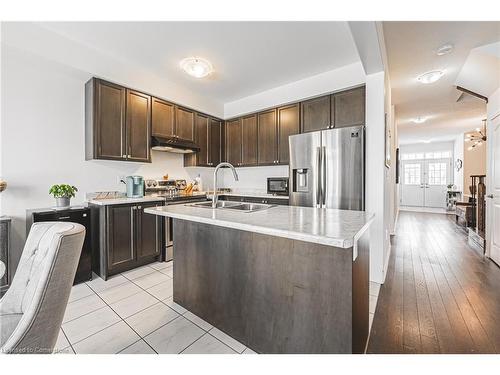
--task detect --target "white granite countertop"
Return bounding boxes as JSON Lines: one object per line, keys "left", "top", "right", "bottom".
{"left": 145, "top": 204, "right": 374, "bottom": 248}
{"left": 87, "top": 195, "right": 168, "bottom": 206}
{"left": 86, "top": 191, "right": 288, "bottom": 205}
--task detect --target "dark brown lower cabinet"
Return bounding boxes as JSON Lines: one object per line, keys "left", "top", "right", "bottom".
{"left": 136, "top": 202, "right": 162, "bottom": 261}
{"left": 107, "top": 205, "right": 135, "bottom": 273}
{"left": 90, "top": 201, "right": 163, "bottom": 280}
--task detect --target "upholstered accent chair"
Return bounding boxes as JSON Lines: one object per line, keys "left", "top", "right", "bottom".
{"left": 0, "top": 222, "right": 85, "bottom": 354}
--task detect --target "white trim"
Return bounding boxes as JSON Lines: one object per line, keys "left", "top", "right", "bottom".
{"left": 382, "top": 243, "right": 392, "bottom": 284}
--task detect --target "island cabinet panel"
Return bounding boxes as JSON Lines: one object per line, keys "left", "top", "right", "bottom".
{"left": 91, "top": 201, "right": 163, "bottom": 279}
{"left": 152, "top": 97, "right": 175, "bottom": 137}
{"left": 208, "top": 118, "right": 222, "bottom": 166}
{"left": 175, "top": 106, "right": 195, "bottom": 141}
{"left": 277, "top": 103, "right": 300, "bottom": 164}
{"left": 173, "top": 220, "right": 369, "bottom": 353}
{"left": 225, "top": 118, "right": 242, "bottom": 166}
{"left": 241, "top": 114, "right": 258, "bottom": 166}
{"left": 89, "top": 79, "right": 126, "bottom": 160}
{"left": 257, "top": 109, "right": 277, "bottom": 165}
{"left": 333, "top": 86, "right": 365, "bottom": 128}
{"left": 126, "top": 89, "right": 151, "bottom": 162}
{"left": 301, "top": 95, "right": 331, "bottom": 133}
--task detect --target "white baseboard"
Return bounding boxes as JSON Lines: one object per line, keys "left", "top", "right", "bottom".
{"left": 382, "top": 243, "right": 392, "bottom": 284}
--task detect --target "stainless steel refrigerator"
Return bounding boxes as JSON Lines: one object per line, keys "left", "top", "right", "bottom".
{"left": 289, "top": 125, "right": 365, "bottom": 210}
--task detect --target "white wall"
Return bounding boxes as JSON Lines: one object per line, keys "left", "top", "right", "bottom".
{"left": 224, "top": 62, "right": 365, "bottom": 118}
{"left": 0, "top": 45, "right": 212, "bottom": 271}
{"left": 453, "top": 134, "right": 465, "bottom": 192}
{"left": 486, "top": 87, "right": 500, "bottom": 258}
{"left": 399, "top": 141, "right": 454, "bottom": 154}
{"left": 1, "top": 23, "right": 224, "bottom": 118}
{"left": 365, "top": 71, "right": 387, "bottom": 284}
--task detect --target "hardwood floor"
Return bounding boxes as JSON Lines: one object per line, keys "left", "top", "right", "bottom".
{"left": 367, "top": 211, "right": 500, "bottom": 354}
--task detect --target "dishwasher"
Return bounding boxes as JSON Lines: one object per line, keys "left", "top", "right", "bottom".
{"left": 162, "top": 195, "right": 208, "bottom": 261}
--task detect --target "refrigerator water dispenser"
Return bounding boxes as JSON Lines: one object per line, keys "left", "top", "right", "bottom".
{"left": 293, "top": 169, "right": 309, "bottom": 192}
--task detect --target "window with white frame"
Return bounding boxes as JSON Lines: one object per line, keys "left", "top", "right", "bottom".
{"left": 404, "top": 163, "right": 421, "bottom": 185}
{"left": 427, "top": 162, "right": 447, "bottom": 185}
{"left": 401, "top": 151, "right": 451, "bottom": 160}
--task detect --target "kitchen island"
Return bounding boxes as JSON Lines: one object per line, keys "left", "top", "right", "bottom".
{"left": 145, "top": 204, "right": 374, "bottom": 354}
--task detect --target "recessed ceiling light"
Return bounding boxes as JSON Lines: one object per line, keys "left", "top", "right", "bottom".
{"left": 436, "top": 44, "right": 454, "bottom": 56}
{"left": 417, "top": 70, "right": 445, "bottom": 84}
{"left": 423, "top": 140, "right": 432, "bottom": 144}
{"left": 412, "top": 117, "right": 427, "bottom": 124}
{"left": 180, "top": 57, "right": 213, "bottom": 78}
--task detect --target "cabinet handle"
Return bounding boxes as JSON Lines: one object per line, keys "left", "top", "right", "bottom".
{"left": 122, "top": 155, "right": 127, "bottom": 158}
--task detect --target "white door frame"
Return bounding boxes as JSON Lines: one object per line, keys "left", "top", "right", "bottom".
{"left": 486, "top": 111, "right": 500, "bottom": 263}
{"left": 400, "top": 157, "right": 451, "bottom": 208}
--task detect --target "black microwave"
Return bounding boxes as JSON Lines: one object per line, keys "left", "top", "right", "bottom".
{"left": 267, "top": 177, "right": 289, "bottom": 196}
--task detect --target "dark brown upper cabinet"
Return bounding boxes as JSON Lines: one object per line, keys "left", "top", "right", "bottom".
{"left": 241, "top": 114, "right": 258, "bottom": 166}
{"left": 208, "top": 119, "right": 222, "bottom": 166}
{"left": 195, "top": 113, "right": 209, "bottom": 166}
{"left": 184, "top": 116, "right": 222, "bottom": 167}
{"left": 333, "top": 86, "right": 365, "bottom": 128}
{"left": 86, "top": 78, "right": 126, "bottom": 161}
{"left": 85, "top": 78, "right": 151, "bottom": 163}
{"left": 277, "top": 103, "right": 300, "bottom": 164}
{"left": 152, "top": 97, "right": 175, "bottom": 137}
{"left": 257, "top": 109, "right": 277, "bottom": 165}
{"left": 184, "top": 113, "right": 209, "bottom": 167}
{"left": 301, "top": 95, "right": 331, "bottom": 133}
{"left": 126, "top": 89, "right": 151, "bottom": 162}
{"left": 225, "top": 118, "right": 242, "bottom": 166}
{"left": 175, "top": 106, "right": 195, "bottom": 141}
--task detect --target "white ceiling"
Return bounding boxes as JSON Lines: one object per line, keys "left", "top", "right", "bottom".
{"left": 383, "top": 21, "right": 500, "bottom": 145}
{"left": 37, "top": 21, "right": 361, "bottom": 104}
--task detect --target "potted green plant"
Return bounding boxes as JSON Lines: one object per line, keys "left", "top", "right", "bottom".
{"left": 49, "top": 184, "right": 78, "bottom": 208}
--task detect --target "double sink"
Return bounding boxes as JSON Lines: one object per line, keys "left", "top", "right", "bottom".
{"left": 189, "top": 200, "right": 275, "bottom": 213}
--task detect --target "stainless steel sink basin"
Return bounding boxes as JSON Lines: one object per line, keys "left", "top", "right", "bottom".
{"left": 189, "top": 201, "right": 275, "bottom": 212}
{"left": 224, "top": 203, "right": 275, "bottom": 212}
{"left": 189, "top": 201, "right": 242, "bottom": 209}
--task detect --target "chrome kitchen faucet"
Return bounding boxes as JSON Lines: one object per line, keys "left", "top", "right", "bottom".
{"left": 212, "top": 162, "right": 239, "bottom": 208}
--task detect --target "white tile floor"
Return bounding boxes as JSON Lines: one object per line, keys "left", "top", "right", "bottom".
{"left": 55, "top": 261, "right": 380, "bottom": 354}
{"left": 55, "top": 262, "right": 249, "bottom": 354}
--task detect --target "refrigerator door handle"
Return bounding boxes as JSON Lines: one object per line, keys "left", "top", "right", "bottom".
{"left": 322, "top": 146, "right": 327, "bottom": 207}
{"left": 316, "top": 146, "right": 322, "bottom": 207}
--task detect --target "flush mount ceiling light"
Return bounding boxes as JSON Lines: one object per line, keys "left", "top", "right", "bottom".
{"left": 412, "top": 117, "right": 427, "bottom": 124}
{"left": 417, "top": 70, "right": 445, "bottom": 84}
{"left": 436, "top": 44, "right": 454, "bottom": 56}
{"left": 180, "top": 57, "right": 213, "bottom": 78}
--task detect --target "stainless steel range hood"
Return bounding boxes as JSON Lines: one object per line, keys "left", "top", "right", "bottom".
{"left": 151, "top": 136, "right": 200, "bottom": 154}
